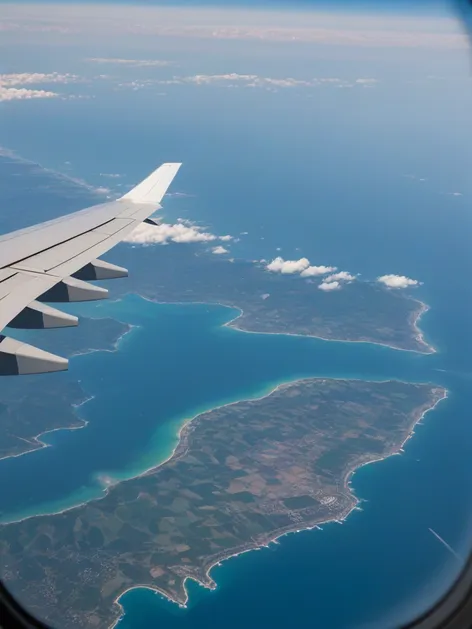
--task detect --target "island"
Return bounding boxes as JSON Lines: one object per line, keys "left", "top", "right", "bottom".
{"left": 0, "top": 379, "right": 446, "bottom": 629}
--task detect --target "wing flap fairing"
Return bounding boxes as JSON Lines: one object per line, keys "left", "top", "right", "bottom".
{"left": 0, "top": 336, "right": 68, "bottom": 375}
{"left": 8, "top": 301, "right": 78, "bottom": 329}
{"left": 73, "top": 259, "right": 128, "bottom": 281}
{"left": 38, "top": 277, "right": 108, "bottom": 303}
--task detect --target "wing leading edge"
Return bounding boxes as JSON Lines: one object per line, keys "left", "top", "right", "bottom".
{"left": 0, "top": 162, "right": 181, "bottom": 375}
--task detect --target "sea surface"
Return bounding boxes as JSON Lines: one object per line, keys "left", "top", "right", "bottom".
{"left": 1, "top": 59, "right": 472, "bottom": 628}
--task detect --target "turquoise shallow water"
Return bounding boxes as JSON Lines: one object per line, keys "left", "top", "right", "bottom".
{"left": 0, "top": 294, "right": 443, "bottom": 523}
{"left": 0, "top": 294, "right": 467, "bottom": 629}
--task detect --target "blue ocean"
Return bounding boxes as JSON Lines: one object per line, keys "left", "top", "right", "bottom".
{"left": 1, "top": 11, "right": 472, "bottom": 628}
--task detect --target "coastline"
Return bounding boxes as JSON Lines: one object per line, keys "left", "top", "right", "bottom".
{"left": 410, "top": 299, "right": 436, "bottom": 355}
{"left": 0, "top": 321, "right": 137, "bottom": 465}
{"left": 0, "top": 291, "right": 436, "bottom": 523}
{"left": 227, "top": 296, "right": 435, "bottom": 355}
{"left": 135, "top": 291, "right": 436, "bottom": 355}
{"left": 108, "top": 381, "right": 448, "bottom": 626}
{"left": 0, "top": 375, "right": 308, "bottom": 525}
{"left": 0, "top": 145, "right": 110, "bottom": 201}
{"left": 0, "top": 414, "right": 89, "bottom": 464}
{"left": 0, "top": 377, "right": 445, "bottom": 524}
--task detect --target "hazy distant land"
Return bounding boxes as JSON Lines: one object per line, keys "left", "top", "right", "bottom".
{"left": 0, "top": 379, "right": 445, "bottom": 629}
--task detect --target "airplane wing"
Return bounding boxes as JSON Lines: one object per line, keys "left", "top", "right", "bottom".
{"left": 0, "top": 162, "right": 181, "bottom": 375}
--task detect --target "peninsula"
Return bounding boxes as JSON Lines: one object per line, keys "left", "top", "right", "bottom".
{"left": 0, "top": 379, "right": 446, "bottom": 629}
{"left": 118, "top": 244, "right": 433, "bottom": 354}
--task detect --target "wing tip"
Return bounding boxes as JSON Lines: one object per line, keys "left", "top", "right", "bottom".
{"left": 121, "top": 162, "right": 182, "bottom": 204}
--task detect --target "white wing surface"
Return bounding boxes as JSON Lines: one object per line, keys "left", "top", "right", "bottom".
{"left": 0, "top": 162, "right": 181, "bottom": 375}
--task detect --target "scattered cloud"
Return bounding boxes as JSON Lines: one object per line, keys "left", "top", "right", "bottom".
{"left": 266, "top": 256, "right": 310, "bottom": 274}
{"left": 87, "top": 57, "right": 172, "bottom": 67}
{"left": 115, "top": 79, "right": 168, "bottom": 92}
{"left": 447, "top": 192, "right": 463, "bottom": 196}
{"left": 94, "top": 186, "right": 111, "bottom": 194}
{"left": 0, "top": 87, "right": 57, "bottom": 102}
{"left": 300, "top": 265, "right": 336, "bottom": 277}
{"left": 125, "top": 221, "right": 217, "bottom": 245}
{"left": 159, "top": 73, "right": 375, "bottom": 90}
{"left": 355, "top": 78, "right": 378, "bottom": 85}
{"left": 319, "top": 281, "right": 341, "bottom": 291}
{"left": 124, "top": 220, "right": 233, "bottom": 246}
{"left": 219, "top": 234, "right": 232, "bottom": 241}
{"left": 211, "top": 245, "right": 229, "bottom": 254}
{"left": 403, "top": 174, "right": 428, "bottom": 183}
{"left": 266, "top": 258, "right": 350, "bottom": 284}
{"left": 0, "top": 72, "right": 82, "bottom": 103}
{"left": 0, "top": 72, "right": 80, "bottom": 87}
{"left": 166, "top": 191, "right": 194, "bottom": 198}
{"left": 377, "top": 274, "right": 419, "bottom": 289}
{"left": 325, "top": 271, "right": 356, "bottom": 282}
{"left": 100, "top": 172, "right": 122, "bottom": 178}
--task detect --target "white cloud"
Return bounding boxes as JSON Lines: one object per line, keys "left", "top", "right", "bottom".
{"left": 219, "top": 234, "right": 232, "bottom": 241}
{"left": 0, "top": 72, "right": 80, "bottom": 87}
{"left": 211, "top": 245, "right": 229, "bottom": 254}
{"left": 266, "top": 256, "right": 310, "bottom": 274}
{"left": 249, "top": 77, "right": 312, "bottom": 88}
{"left": 115, "top": 79, "right": 168, "bottom": 93}
{"left": 377, "top": 274, "right": 419, "bottom": 289}
{"left": 100, "top": 172, "right": 122, "bottom": 178}
{"left": 0, "top": 72, "right": 81, "bottom": 103}
{"left": 324, "top": 271, "right": 356, "bottom": 282}
{"left": 124, "top": 221, "right": 218, "bottom": 245}
{"left": 300, "top": 265, "right": 336, "bottom": 277}
{"left": 166, "top": 191, "right": 194, "bottom": 198}
{"left": 87, "top": 57, "right": 171, "bottom": 67}
{"left": 94, "top": 186, "right": 111, "bottom": 194}
{"left": 319, "top": 281, "right": 341, "bottom": 291}
{"left": 0, "top": 87, "right": 58, "bottom": 102}
{"left": 158, "top": 73, "right": 375, "bottom": 90}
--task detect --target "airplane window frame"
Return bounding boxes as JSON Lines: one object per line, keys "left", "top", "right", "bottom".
{"left": 1, "top": 2, "right": 472, "bottom": 629}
